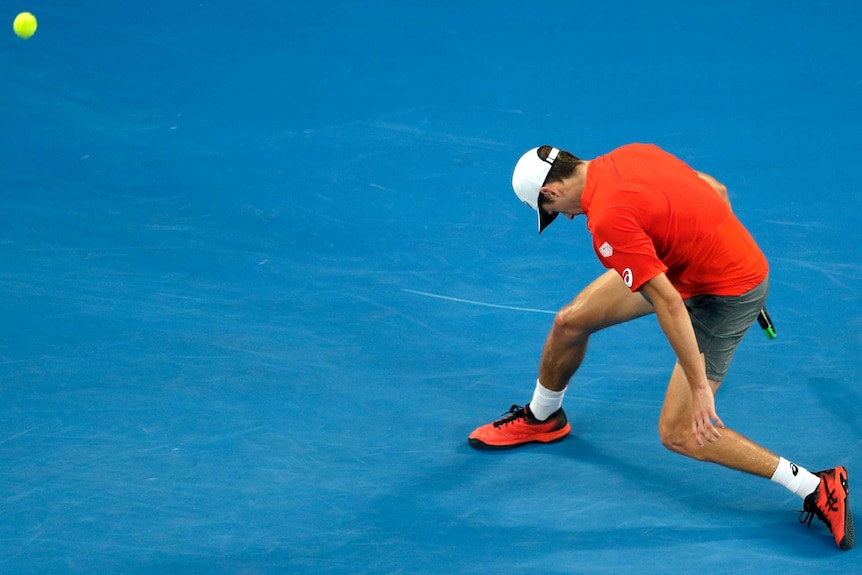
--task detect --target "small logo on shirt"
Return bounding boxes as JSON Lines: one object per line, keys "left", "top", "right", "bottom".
{"left": 599, "top": 241, "right": 613, "bottom": 258}
{"left": 622, "top": 268, "right": 633, "bottom": 288}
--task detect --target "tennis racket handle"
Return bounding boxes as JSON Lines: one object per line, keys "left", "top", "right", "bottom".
{"left": 756, "top": 308, "right": 777, "bottom": 339}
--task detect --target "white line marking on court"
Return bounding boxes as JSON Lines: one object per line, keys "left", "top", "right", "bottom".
{"left": 0, "top": 428, "right": 36, "bottom": 445}
{"left": 402, "top": 289, "right": 556, "bottom": 315}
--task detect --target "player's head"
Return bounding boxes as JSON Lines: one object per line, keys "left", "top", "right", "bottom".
{"left": 512, "top": 146, "right": 581, "bottom": 233}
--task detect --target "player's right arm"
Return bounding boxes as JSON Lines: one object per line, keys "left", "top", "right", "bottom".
{"left": 640, "top": 272, "right": 723, "bottom": 447}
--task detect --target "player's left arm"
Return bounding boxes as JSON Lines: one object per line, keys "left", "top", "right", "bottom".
{"left": 696, "top": 170, "right": 776, "bottom": 339}
{"left": 696, "top": 171, "right": 730, "bottom": 207}
{"left": 640, "top": 272, "right": 724, "bottom": 446}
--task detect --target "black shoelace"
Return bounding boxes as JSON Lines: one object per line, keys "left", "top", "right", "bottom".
{"left": 798, "top": 484, "right": 838, "bottom": 528}
{"left": 492, "top": 405, "right": 526, "bottom": 428}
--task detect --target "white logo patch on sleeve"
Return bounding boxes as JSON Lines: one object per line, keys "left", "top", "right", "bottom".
{"left": 599, "top": 241, "right": 614, "bottom": 258}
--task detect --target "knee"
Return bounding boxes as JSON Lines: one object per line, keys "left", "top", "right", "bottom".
{"left": 658, "top": 418, "right": 697, "bottom": 457}
{"left": 550, "top": 306, "right": 591, "bottom": 343}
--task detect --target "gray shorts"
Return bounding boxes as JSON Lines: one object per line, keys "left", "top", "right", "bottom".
{"left": 684, "top": 274, "right": 770, "bottom": 382}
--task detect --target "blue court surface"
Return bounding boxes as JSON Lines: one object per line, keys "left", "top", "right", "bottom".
{"left": 2, "top": 1, "right": 860, "bottom": 574}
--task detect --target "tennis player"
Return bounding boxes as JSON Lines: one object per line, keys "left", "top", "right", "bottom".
{"left": 468, "top": 143, "right": 853, "bottom": 550}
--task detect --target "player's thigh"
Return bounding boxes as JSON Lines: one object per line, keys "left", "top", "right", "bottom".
{"left": 558, "top": 269, "right": 655, "bottom": 331}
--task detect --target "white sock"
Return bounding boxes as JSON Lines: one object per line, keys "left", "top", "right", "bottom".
{"left": 529, "top": 380, "right": 566, "bottom": 421}
{"left": 770, "top": 457, "right": 822, "bottom": 499}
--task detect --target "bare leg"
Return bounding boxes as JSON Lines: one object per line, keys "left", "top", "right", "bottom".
{"left": 539, "top": 270, "right": 655, "bottom": 391}
{"left": 658, "top": 361, "right": 779, "bottom": 477}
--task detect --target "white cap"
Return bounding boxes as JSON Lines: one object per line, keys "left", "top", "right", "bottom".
{"left": 512, "top": 146, "right": 560, "bottom": 233}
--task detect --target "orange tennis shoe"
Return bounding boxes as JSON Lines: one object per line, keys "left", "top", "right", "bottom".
{"left": 799, "top": 466, "right": 854, "bottom": 550}
{"left": 468, "top": 404, "right": 571, "bottom": 449}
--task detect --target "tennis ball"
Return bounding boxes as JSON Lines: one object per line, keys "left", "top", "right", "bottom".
{"left": 13, "top": 12, "right": 37, "bottom": 39}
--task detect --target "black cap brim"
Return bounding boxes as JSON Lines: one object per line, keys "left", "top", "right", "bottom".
{"left": 537, "top": 198, "right": 559, "bottom": 233}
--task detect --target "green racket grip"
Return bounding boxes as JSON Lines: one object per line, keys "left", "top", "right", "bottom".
{"left": 756, "top": 308, "right": 777, "bottom": 339}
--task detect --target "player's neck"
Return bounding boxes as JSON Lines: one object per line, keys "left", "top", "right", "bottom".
{"left": 570, "top": 161, "right": 590, "bottom": 196}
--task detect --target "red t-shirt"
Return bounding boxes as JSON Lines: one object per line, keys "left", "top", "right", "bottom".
{"left": 581, "top": 144, "right": 768, "bottom": 299}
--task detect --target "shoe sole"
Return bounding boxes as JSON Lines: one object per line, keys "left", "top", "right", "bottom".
{"left": 840, "top": 470, "right": 854, "bottom": 550}
{"left": 468, "top": 424, "right": 571, "bottom": 450}
{"left": 839, "top": 510, "right": 854, "bottom": 550}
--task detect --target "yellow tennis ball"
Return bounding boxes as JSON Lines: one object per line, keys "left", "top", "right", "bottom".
{"left": 13, "top": 12, "right": 38, "bottom": 39}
